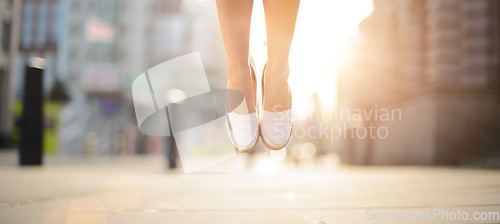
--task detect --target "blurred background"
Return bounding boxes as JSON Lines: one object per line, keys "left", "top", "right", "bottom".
{"left": 0, "top": 0, "right": 499, "bottom": 170}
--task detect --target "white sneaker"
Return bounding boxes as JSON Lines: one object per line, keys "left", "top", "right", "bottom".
{"left": 225, "top": 63, "right": 259, "bottom": 153}
{"left": 259, "top": 64, "right": 293, "bottom": 150}
{"left": 226, "top": 112, "right": 259, "bottom": 152}
{"left": 260, "top": 110, "right": 292, "bottom": 150}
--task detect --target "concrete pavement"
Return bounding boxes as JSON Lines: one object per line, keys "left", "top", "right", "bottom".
{"left": 0, "top": 151, "right": 499, "bottom": 223}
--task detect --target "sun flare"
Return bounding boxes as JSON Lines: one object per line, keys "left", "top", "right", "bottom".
{"left": 249, "top": 0, "right": 373, "bottom": 119}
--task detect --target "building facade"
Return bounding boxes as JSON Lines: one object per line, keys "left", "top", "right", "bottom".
{"left": 338, "top": 0, "right": 500, "bottom": 165}
{"left": 17, "top": 0, "right": 62, "bottom": 97}
{"left": 0, "top": 0, "right": 22, "bottom": 148}
{"left": 58, "top": 0, "right": 226, "bottom": 154}
{"left": 3, "top": 0, "right": 228, "bottom": 153}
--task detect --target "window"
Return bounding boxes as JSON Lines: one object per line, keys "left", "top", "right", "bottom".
{"left": 51, "top": 1, "right": 61, "bottom": 44}
{"left": 22, "top": 2, "right": 34, "bottom": 48}
{"left": 1, "top": 19, "right": 11, "bottom": 52}
{"left": 37, "top": 2, "right": 48, "bottom": 47}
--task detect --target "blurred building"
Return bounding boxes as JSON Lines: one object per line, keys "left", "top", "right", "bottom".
{"left": 10, "top": 0, "right": 68, "bottom": 154}
{"left": 338, "top": 0, "right": 500, "bottom": 165}
{"left": 17, "top": 0, "right": 62, "bottom": 97}
{"left": 0, "top": 0, "right": 21, "bottom": 148}
{"left": 57, "top": 0, "right": 226, "bottom": 154}
{"left": 2, "top": 0, "right": 227, "bottom": 154}
{"left": 57, "top": 0, "right": 165, "bottom": 154}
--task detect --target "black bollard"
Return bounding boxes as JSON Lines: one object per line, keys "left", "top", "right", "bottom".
{"left": 19, "top": 63, "right": 44, "bottom": 165}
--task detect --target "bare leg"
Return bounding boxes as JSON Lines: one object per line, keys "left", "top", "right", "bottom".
{"left": 262, "top": 0, "right": 300, "bottom": 112}
{"left": 216, "top": 0, "right": 256, "bottom": 114}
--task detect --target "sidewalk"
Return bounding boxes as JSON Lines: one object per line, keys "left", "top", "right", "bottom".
{"left": 0, "top": 151, "right": 499, "bottom": 223}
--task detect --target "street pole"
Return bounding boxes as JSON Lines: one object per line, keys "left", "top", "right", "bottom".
{"left": 19, "top": 59, "right": 45, "bottom": 165}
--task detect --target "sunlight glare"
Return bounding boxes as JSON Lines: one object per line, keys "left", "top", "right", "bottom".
{"left": 249, "top": 0, "right": 373, "bottom": 119}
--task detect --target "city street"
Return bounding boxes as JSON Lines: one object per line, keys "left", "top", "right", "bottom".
{"left": 1, "top": 0, "right": 500, "bottom": 223}
{"left": 0, "top": 151, "right": 499, "bottom": 224}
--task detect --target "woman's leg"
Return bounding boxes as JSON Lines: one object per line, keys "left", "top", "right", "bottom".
{"left": 216, "top": 0, "right": 256, "bottom": 114}
{"left": 262, "top": 0, "right": 300, "bottom": 112}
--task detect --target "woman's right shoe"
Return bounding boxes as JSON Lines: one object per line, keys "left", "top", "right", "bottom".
{"left": 225, "top": 63, "right": 259, "bottom": 153}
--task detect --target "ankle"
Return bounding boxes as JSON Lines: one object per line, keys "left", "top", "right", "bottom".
{"left": 264, "top": 61, "right": 290, "bottom": 85}
{"left": 227, "top": 64, "right": 251, "bottom": 84}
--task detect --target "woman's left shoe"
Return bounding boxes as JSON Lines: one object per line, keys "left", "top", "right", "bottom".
{"left": 259, "top": 64, "right": 293, "bottom": 150}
